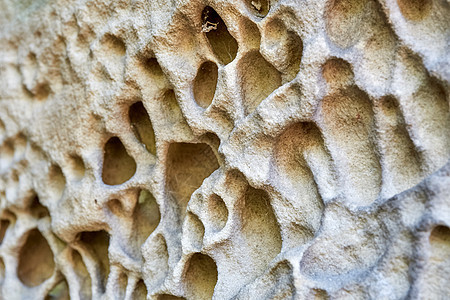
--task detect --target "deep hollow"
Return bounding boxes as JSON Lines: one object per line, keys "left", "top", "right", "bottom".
{"left": 238, "top": 51, "right": 281, "bottom": 115}
{"left": 134, "top": 189, "right": 161, "bottom": 245}
{"left": 208, "top": 194, "right": 228, "bottom": 232}
{"left": 245, "top": 0, "right": 271, "bottom": 17}
{"left": 194, "top": 61, "right": 218, "bottom": 109}
{"left": 185, "top": 253, "right": 218, "bottom": 300}
{"left": 166, "top": 143, "right": 219, "bottom": 219}
{"left": 129, "top": 101, "right": 157, "bottom": 155}
{"left": 102, "top": 137, "right": 137, "bottom": 185}
{"left": 202, "top": 6, "right": 238, "bottom": 65}
{"left": 79, "top": 230, "right": 110, "bottom": 290}
{"left": 18, "top": 229, "right": 55, "bottom": 286}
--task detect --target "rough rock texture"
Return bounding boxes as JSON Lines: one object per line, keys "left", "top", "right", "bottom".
{"left": 0, "top": 0, "right": 449, "bottom": 299}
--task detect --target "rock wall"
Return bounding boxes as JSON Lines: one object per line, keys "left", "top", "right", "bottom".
{"left": 0, "top": 0, "right": 449, "bottom": 299}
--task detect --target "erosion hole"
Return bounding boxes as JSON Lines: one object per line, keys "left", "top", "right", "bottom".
{"left": 245, "top": 0, "right": 271, "bottom": 17}
{"left": 194, "top": 61, "right": 218, "bottom": 109}
{"left": 184, "top": 253, "right": 218, "bottom": 300}
{"left": 397, "top": 0, "right": 432, "bottom": 21}
{"left": 184, "top": 213, "right": 205, "bottom": 250}
{"left": 238, "top": 51, "right": 281, "bottom": 115}
{"left": 30, "top": 196, "right": 50, "bottom": 219}
{"left": 48, "top": 164, "right": 66, "bottom": 200}
{"left": 129, "top": 101, "right": 157, "bottom": 155}
{"left": 18, "top": 229, "right": 55, "bottom": 286}
{"left": 102, "top": 137, "right": 137, "bottom": 185}
{"left": 208, "top": 194, "right": 228, "bottom": 232}
{"left": 241, "top": 187, "right": 282, "bottom": 273}
{"left": 325, "top": 0, "right": 367, "bottom": 48}
{"left": 133, "top": 280, "right": 148, "bottom": 299}
{"left": 134, "top": 189, "right": 161, "bottom": 245}
{"left": 202, "top": 6, "right": 238, "bottom": 65}
{"left": 79, "top": 230, "right": 110, "bottom": 289}
{"left": 0, "top": 220, "right": 10, "bottom": 244}
{"left": 322, "top": 58, "right": 354, "bottom": 88}
{"left": 101, "top": 33, "right": 126, "bottom": 57}
{"left": 166, "top": 143, "right": 219, "bottom": 220}
{"left": 46, "top": 279, "right": 69, "bottom": 300}
{"left": 68, "top": 154, "right": 86, "bottom": 180}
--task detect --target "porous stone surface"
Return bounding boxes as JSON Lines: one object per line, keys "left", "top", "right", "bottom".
{"left": 0, "top": 0, "right": 449, "bottom": 299}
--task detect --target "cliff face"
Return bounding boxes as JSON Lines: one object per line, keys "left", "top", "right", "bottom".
{"left": 0, "top": 0, "right": 449, "bottom": 299}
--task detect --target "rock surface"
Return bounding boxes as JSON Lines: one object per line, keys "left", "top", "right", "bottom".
{"left": 0, "top": 0, "right": 449, "bottom": 299}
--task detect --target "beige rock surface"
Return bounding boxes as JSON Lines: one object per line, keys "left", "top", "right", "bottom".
{"left": 0, "top": 0, "right": 449, "bottom": 299}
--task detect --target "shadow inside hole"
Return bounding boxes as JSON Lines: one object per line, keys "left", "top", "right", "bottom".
{"left": 18, "top": 229, "right": 55, "bottom": 287}
{"left": 202, "top": 6, "right": 238, "bottom": 65}
{"left": 129, "top": 101, "right": 157, "bottom": 155}
{"left": 102, "top": 137, "right": 137, "bottom": 185}
{"left": 78, "top": 230, "right": 110, "bottom": 290}
{"left": 194, "top": 61, "right": 218, "bottom": 109}
{"left": 166, "top": 143, "right": 219, "bottom": 220}
{"left": 184, "top": 253, "right": 218, "bottom": 300}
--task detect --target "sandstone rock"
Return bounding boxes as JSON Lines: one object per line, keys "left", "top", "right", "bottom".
{"left": 0, "top": 0, "right": 449, "bottom": 299}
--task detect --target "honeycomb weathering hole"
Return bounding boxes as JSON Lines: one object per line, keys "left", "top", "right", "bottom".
{"left": 184, "top": 253, "right": 218, "bottom": 300}
{"left": 166, "top": 142, "right": 219, "bottom": 219}
{"left": 241, "top": 187, "right": 282, "bottom": 273}
{"left": 322, "top": 58, "right": 354, "bottom": 88}
{"left": 79, "top": 230, "right": 110, "bottom": 289}
{"left": 320, "top": 86, "right": 381, "bottom": 205}
{"left": 245, "top": 0, "right": 271, "bottom": 17}
{"left": 208, "top": 194, "right": 228, "bottom": 232}
{"left": 47, "top": 279, "right": 69, "bottom": 299}
{"left": 325, "top": 0, "right": 367, "bottom": 48}
{"left": 129, "top": 101, "right": 157, "bottom": 155}
{"left": 275, "top": 122, "right": 329, "bottom": 218}
{"left": 132, "top": 280, "right": 148, "bottom": 299}
{"left": 30, "top": 196, "right": 50, "bottom": 219}
{"left": 71, "top": 249, "right": 92, "bottom": 299}
{"left": 397, "top": 0, "right": 431, "bottom": 21}
{"left": 194, "top": 61, "right": 218, "bottom": 109}
{"left": 48, "top": 164, "right": 66, "bottom": 199}
{"left": 184, "top": 213, "right": 205, "bottom": 250}
{"left": 134, "top": 189, "right": 161, "bottom": 245}
{"left": 18, "top": 229, "right": 55, "bottom": 287}
{"left": 238, "top": 51, "right": 281, "bottom": 115}
{"left": 202, "top": 6, "right": 238, "bottom": 65}
{"left": 68, "top": 154, "right": 86, "bottom": 180}
{"left": 0, "top": 220, "right": 10, "bottom": 244}
{"left": 264, "top": 18, "right": 303, "bottom": 81}
{"left": 102, "top": 137, "right": 137, "bottom": 185}
{"left": 101, "top": 33, "right": 126, "bottom": 57}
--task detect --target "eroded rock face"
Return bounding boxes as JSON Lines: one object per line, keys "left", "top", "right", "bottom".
{"left": 0, "top": 0, "right": 449, "bottom": 298}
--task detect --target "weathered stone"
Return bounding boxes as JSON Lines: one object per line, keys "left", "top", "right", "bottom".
{"left": 0, "top": 0, "right": 449, "bottom": 299}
